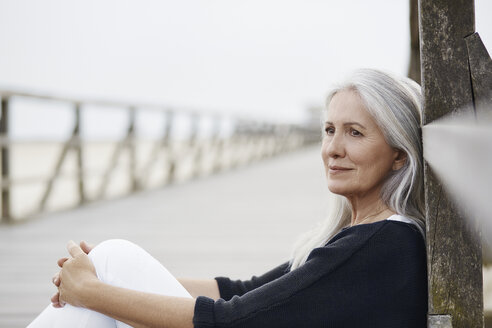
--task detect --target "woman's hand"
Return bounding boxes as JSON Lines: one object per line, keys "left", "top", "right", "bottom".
{"left": 51, "top": 241, "right": 95, "bottom": 308}
{"left": 53, "top": 241, "right": 100, "bottom": 308}
{"left": 52, "top": 240, "right": 195, "bottom": 327}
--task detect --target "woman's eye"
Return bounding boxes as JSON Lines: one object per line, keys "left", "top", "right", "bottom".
{"left": 350, "top": 129, "right": 362, "bottom": 137}
{"left": 325, "top": 127, "right": 335, "bottom": 135}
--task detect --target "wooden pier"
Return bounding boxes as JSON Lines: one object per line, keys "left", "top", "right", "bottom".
{"left": 0, "top": 145, "right": 329, "bottom": 328}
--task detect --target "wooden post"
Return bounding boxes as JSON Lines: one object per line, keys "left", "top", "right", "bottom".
{"left": 189, "top": 113, "right": 201, "bottom": 178}
{"left": 74, "top": 103, "right": 85, "bottom": 205}
{"left": 419, "top": 0, "right": 483, "bottom": 327}
{"left": 408, "top": 0, "right": 420, "bottom": 83}
{"left": 0, "top": 97, "right": 10, "bottom": 223}
{"left": 128, "top": 107, "right": 138, "bottom": 192}
{"left": 211, "top": 116, "right": 223, "bottom": 174}
{"left": 164, "top": 110, "right": 176, "bottom": 184}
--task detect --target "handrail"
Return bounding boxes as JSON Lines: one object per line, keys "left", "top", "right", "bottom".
{"left": 0, "top": 89, "right": 269, "bottom": 123}
{"left": 0, "top": 89, "right": 320, "bottom": 222}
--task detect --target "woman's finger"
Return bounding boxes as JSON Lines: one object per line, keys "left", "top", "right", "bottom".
{"left": 80, "top": 240, "right": 95, "bottom": 254}
{"left": 52, "top": 272, "right": 61, "bottom": 287}
{"left": 57, "top": 257, "right": 69, "bottom": 268}
{"left": 67, "top": 240, "right": 84, "bottom": 258}
{"left": 51, "top": 292, "right": 62, "bottom": 308}
{"left": 57, "top": 286, "right": 67, "bottom": 307}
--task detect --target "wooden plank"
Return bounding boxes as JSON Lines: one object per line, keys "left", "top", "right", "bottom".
{"left": 0, "top": 89, "right": 212, "bottom": 118}
{"left": 465, "top": 32, "right": 492, "bottom": 119}
{"left": 419, "top": 0, "right": 483, "bottom": 326}
{"left": 38, "top": 134, "right": 76, "bottom": 212}
{"left": 96, "top": 139, "right": 129, "bottom": 199}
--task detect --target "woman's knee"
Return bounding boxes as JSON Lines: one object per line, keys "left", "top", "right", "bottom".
{"left": 87, "top": 239, "right": 191, "bottom": 298}
{"left": 90, "top": 239, "right": 139, "bottom": 256}
{"left": 88, "top": 239, "right": 145, "bottom": 284}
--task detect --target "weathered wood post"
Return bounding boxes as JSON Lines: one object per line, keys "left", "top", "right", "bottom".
{"left": 189, "top": 113, "right": 202, "bottom": 178}
{"left": 465, "top": 32, "right": 492, "bottom": 120}
{"left": 163, "top": 110, "right": 176, "bottom": 184}
{"left": 128, "top": 106, "right": 138, "bottom": 192}
{"left": 211, "top": 116, "right": 223, "bottom": 174}
{"left": 74, "top": 103, "right": 86, "bottom": 205}
{"left": 0, "top": 97, "right": 10, "bottom": 223}
{"left": 419, "top": 0, "right": 483, "bottom": 327}
{"left": 408, "top": 0, "right": 420, "bottom": 83}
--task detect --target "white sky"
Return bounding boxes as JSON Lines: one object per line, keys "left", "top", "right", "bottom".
{"left": 0, "top": 0, "right": 491, "bottom": 139}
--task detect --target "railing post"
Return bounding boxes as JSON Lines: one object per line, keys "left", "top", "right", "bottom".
{"left": 211, "top": 117, "right": 223, "bottom": 173}
{"left": 164, "top": 110, "right": 175, "bottom": 184}
{"left": 232, "top": 120, "right": 246, "bottom": 167}
{"left": 74, "top": 103, "right": 85, "bottom": 205}
{"left": 0, "top": 97, "right": 10, "bottom": 223}
{"left": 128, "top": 106, "right": 138, "bottom": 192}
{"left": 189, "top": 113, "right": 201, "bottom": 178}
{"left": 419, "top": 0, "right": 483, "bottom": 327}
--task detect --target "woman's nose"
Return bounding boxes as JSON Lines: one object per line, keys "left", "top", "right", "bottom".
{"left": 324, "top": 134, "right": 345, "bottom": 158}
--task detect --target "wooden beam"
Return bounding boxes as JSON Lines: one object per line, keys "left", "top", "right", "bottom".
{"left": 465, "top": 32, "right": 492, "bottom": 120}
{"left": 39, "top": 121, "right": 80, "bottom": 212}
{"left": 419, "top": 0, "right": 483, "bottom": 327}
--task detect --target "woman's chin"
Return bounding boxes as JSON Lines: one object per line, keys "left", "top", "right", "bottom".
{"left": 327, "top": 184, "right": 351, "bottom": 196}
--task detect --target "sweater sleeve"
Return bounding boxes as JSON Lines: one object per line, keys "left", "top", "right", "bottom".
{"left": 215, "top": 262, "right": 290, "bottom": 301}
{"left": 193, "top": 221, "right": 427, "bottom": 328}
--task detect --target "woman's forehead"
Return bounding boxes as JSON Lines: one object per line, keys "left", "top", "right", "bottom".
{"left": 326, "top": 91, "right": 375, "bottom": 125}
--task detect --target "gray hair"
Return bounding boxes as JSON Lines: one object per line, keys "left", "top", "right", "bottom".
{"left": 290, "top": 69, "right": 425, "bottom": 270}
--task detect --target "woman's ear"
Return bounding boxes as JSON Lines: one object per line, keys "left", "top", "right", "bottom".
{"left": 392, "top": 150, "right": 407, "bottom": 170}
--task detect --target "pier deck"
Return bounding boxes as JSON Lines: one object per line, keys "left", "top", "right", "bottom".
{"left": 0, "top": 146, "right": 328, "bottom": 327}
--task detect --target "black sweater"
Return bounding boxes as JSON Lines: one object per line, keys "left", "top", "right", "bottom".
{"left": 193, "top": 220, "right": 427, "bottom": 328}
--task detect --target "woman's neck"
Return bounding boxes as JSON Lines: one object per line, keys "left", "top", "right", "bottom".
{"left": 346, "top": 191, "right": 395, "bottom": 226}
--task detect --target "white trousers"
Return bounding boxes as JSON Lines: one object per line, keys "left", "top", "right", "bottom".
{"left": 27, "top": 239, "right": 192, "bottom": 328}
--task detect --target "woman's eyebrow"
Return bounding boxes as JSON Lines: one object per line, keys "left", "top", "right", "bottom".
{"left": 324, "top": 121, "right": 367, "bottom": 129}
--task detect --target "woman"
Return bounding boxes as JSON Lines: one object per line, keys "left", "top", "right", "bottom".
{"left": 28, "top": 69, "right": 427, "bottom": 328}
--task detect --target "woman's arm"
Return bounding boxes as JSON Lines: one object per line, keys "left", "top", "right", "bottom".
{"left": 83, "top": 280, "right": 195, "bottom": 328}
{"left": 177, "top": 278, "right": 220, "bottom": 299}
{"left": 58, "top": 241, "right": 195, "bottom": 328}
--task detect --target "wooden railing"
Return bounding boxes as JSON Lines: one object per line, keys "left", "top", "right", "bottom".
{"left": 0, "top": 90, "right": 320, "bottom": 223}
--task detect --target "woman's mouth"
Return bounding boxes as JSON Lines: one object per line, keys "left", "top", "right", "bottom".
{"left": 328, "top": 166, "right": 353, "bottom": 174}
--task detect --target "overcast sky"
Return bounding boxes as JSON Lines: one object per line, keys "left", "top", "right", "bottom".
{"left": 0, "top": 0, "right": 491, "bottom": 139}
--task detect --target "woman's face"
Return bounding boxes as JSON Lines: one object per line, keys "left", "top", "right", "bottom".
{"left": 322, "top": 90, "right": 402, "bottom": 198}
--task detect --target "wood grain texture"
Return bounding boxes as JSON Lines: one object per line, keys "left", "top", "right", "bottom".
{"left": 419, "top": 0, "right": 483, "bottom": 326}
{"left": 465, "top": 32, "right": 492, "bottom": 120}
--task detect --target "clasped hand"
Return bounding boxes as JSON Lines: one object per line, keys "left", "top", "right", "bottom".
{"left": 51, "top": 241, "right": 98, "bottom": 308}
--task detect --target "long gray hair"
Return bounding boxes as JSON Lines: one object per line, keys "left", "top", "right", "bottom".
{"left": 290, "top": 69, "right": 425, "bottom": 270}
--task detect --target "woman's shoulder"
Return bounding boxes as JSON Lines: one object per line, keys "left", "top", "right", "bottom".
{"left": 306, "top": 217, "right": 425, "bottom": 276}
{"left": 325, "top": 215, "right": 425, "bottom": 252}
{"left": 383, "top": 214, "right": 425, "bottom": 243}
{"left": 322, "top": 217, "right": 426, "bottom": 267}
{"left": 359, "top": 216, "right": 426, "bottom": 259}
{"left": 341, "top": 214, "right": 422, "bottom": 236}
